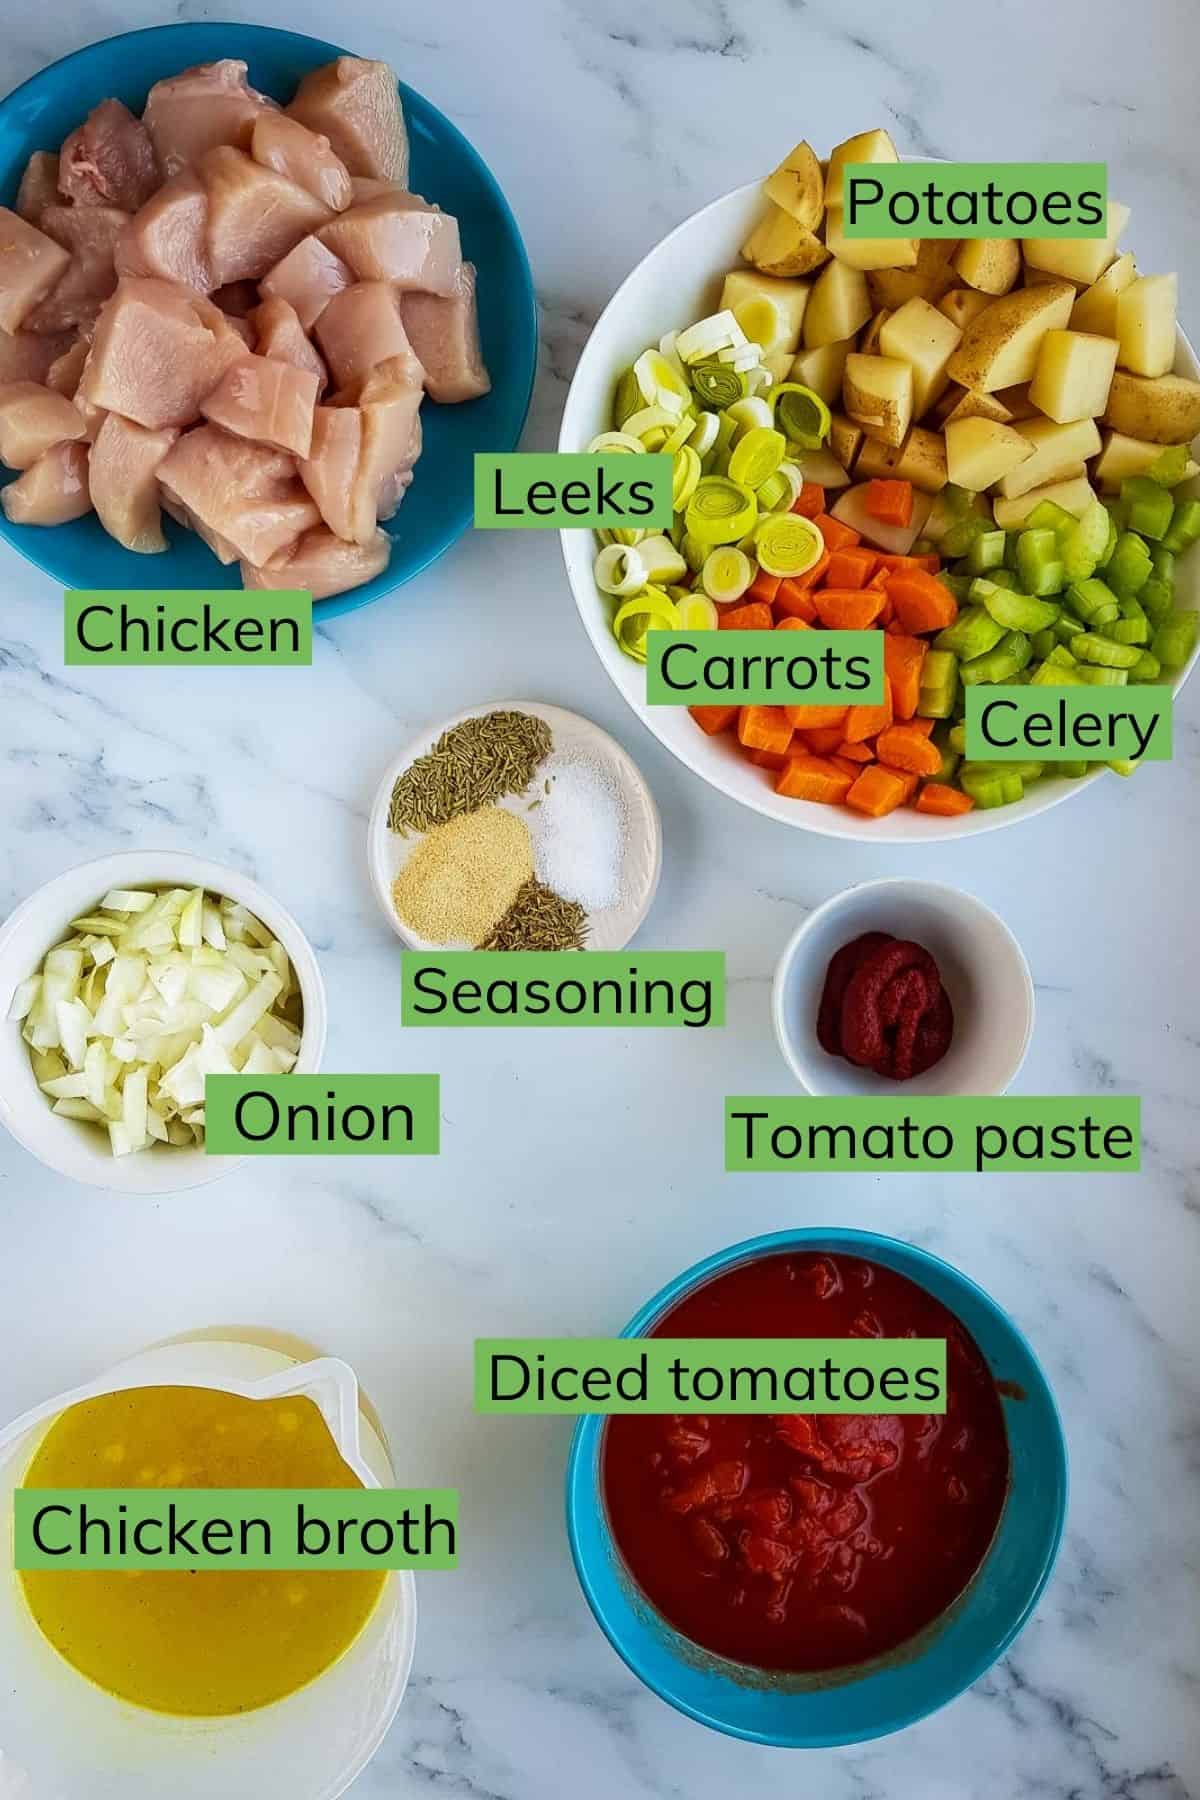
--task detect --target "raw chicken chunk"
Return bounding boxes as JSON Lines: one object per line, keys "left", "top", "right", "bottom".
{"left": 286, "top": 58, "right": 407, "bottom": 186}
{"left": 260, "top": 233, "right": 351, "bottom": 329}
{"left": 158, "top": 424, "right": 318, "bottom": 564}
{"left": 0, "top": 327, "right": 73, "bottom": 384}
{"left": 201, "top": 147, "right": 332, "bottom": 286}
{"left": 88, "top": 411, "right": 178, "bottom": 551}
{"left": 114, "top": 173, "right": 212, "bottom": 290}
{"left": 251, "top": 114, "right": 352, "bottom": 212}
{"left": 401, "top": 263, "right": 490, "bottom": 402}
{"left": 314, "top": 281, "right": 416, "bottom": 391}
{"left": 319, "top": 192, "right": 461, "bottom": 294}
{"left": 27, "top": 205, "right": 126, "bottom": 334}
{"left": 251, "top": 296, "right": 327, "bottom": 390}
{"left": 81, "top": 277, "right": 246, "bottom": 430}
{"left": 15, "top": 153, "right": 60, "bottom": 225}
{"left": 143, "top": 60, "right": 275, "bottom": 178}
{"left": 0, "top": 382, "right": 86, "bottom": 467}
{"left": 0, "top": 209, "right": 71, "bottom": 332}
{"left": 212, "top": 279, "right": 258, "bottom": 317}
{"left": 45, "top": 336, "right": 90, "bottom": 395}
{"left": 1, "top": 439, "right": 90, "bottom": 524}
{"left": 358, "top": 351, "right": 424, "bottom": 518}
{"left": 299, "top": 405, "right": 368, "bottom": 542}
{"left": 224, "top": 315, "right": 256, "bottom": 348}
{"left": 58, "top": 100, "right": 159, "bottom": 212}
{"left": 242, "top": 525, "right": 390, "bottom": 599}
{"left": 348, "top": 177, "right": 396, "bottom": 205}
{"left": 201, "top": 353, "right": 319, "bottom": 457}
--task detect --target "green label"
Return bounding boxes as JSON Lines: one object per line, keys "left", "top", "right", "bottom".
{"left": 14, "top": 1488, "right": 457, "bottom": 1570}
{"left": 473, "top": 453, "right": 673, "bottom": 529}
{"left": 726, "top": 1097, "right": 1140, "bottom": 1173}
{"left": 474, "top": 1338, "right": 945, "bottom": 1414}
{"left": 401, "top": 952, "right": 724, "bottom": 1027}
{"left": 843, "top": 162, "right": 1108, "bottom": 238}
{"left": 204, "top": 1074, "right": 440, "bottom": 1155}
{"left": 64, "top": 592, "right": 312, "bottom": 665}
{"left": 964, "top": 685, "right": 1171, "bottom": 762}
{"left": 645, "top": 629, "right": 884, "bottom": 705}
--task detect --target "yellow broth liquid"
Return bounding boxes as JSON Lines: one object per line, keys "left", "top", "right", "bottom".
{"left": 19, "top": 1385, "right": 386, "bottom": 1716}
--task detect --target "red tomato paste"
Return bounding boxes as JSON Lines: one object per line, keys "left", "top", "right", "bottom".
{"left": 817, "top": 932, "right": 954, "bottom": 1079}
{"left": 602, "top": 1252, "right": 1009, "bottom": 1672}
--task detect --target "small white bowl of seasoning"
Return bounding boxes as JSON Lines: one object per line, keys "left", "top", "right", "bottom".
{"left": 367, "top": 701, "right": 662, "bottom": 952}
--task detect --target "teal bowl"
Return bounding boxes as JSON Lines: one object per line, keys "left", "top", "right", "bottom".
{"left": 0, "top": 22, "right": 536, "bottom": 619}
{"left": 566, "top": 1228, "right": 1067, "bottom": 1747}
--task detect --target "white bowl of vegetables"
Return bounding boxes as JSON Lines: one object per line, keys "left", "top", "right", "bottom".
{"left": 0, "top": 851, "right": 327, "bottom": 1192}
{"left": 559, "top": 137, "right": 1200, "bottom": 838}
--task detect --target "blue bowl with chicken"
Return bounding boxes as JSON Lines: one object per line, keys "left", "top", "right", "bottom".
{"left": 0, "top": 21, "right": 536, "bottom": 617}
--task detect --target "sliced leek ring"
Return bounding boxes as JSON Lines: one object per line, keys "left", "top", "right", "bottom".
{"left": 661, "top": 413, "right": 698, "bottom": 455}
{"left": 680, "top": 531, "right": 707, "bottom": 574}
{"left": 756, "top": 460, "right": 804, "bottom": 512}
{"left": 754, "top": 511, "right": 825, "bottom": 578}
{"left": 672, "top": 444, "right": 702, "bottom": 511}
{"left": 772, "top": 382, "right": 832, "bottom": 449}
{"left": 686, "top": 413, "right": 720, "bottom": 457}
{"left": 594, "top": 543, "right": 647, "bottom": 596}
{"left": 634, "top": 348, "right": 691, "bottom": 415}
{"left": 685, "top": 476, "right": 758, "bottom": 548}
{"left": 612, "top": 367, "right": 643, "bottom": 430}
{"left": 675, "top": 592, "right": 720, "bottom": 630}
{"left": 586, "top": 430, "right": 645, "bottom": 455}
{"left": 637, "top": 534, "right": 688, "bottom": 585}
{"left": 676, "top": 310, "right": 745, "bottom": 364}
{"left": 623, "top": 405, "right": 682, "bottom": 443}
{"left": 725, "top": 397, "right": 775, "bottom": 440}
{"left": 611, "top": 587, "right": 680, "bottom": 661}
{"left": 728, "top": 425, "right": 786, "bottom": 490}
{"left": 700, "top": 546, "right": 754, "bottom": 604}
{"left": 690, "top": 361, "right": 747, "bottom": 408}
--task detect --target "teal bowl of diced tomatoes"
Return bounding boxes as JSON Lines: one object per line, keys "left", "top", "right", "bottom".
{"left": 0, "top": 22, "right": 536, "bottom": 618}
{"left": 559, "top": 176, "right": 1200, "bottom": 837}
{"left": 566, "top": 1227, "right": 1068, "bottom": 1746}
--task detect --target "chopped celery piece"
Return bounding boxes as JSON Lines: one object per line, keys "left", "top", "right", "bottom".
{"left": 1071, "top": 632, "right": 1143, "bottom": 668}
{"left": 980, "top": 565, "right": 1018, "bottom": 590}
{"left": 1014, "top": 529, "right": 1063, "bottom": 596}
{"left": 917, "top": 649, "right": 958, "bottom": 719}
{"left": 939, "top": 572, "right": 973, "bottom": 602}
{"left": 1101, "top": 613, "right": 1149, "bottom": 646}
{"left": 1060, "top": 500, "right": 1111, "bottom": 583}
{"left": 1007, "top": 760, "right": 1045, "bottom": 782}
{"left": 1150, "top": 545, "right": 1176, "bottom": 589}
{"left": 1047, "top": 644, "right": 1078, "bottom": 667}
{"left": 1097, "top": 514, "right": 1119, "bottom": 570}
{"left": 975, "top": 580, "right": 1059, "bottom": 632}
{"left": 1152, "top": 609, "right": 1199, "bottom": 670}
{"left": 1105, "top": 532, "right": 1153, "bottom": 600}
{"left": 1003, "top": 529, "right": 1023, "bottom": 573}
{"left": 1031, "top": 628, "right": 1056, "bottom": 660}
{"left": 1105, "top": 497, "right": 1130, "bottom": 533}
{"left": 1076, "top": 664, "right": 1129, "bottom": 685}
{"left": 1121, "top": 475, "right": 1174, "bottom": 540}
{"left": 926, "top": 729, "right": 961, "bottom": 784}
{"left": 1147, "top": 445, "right": 1190, "bottom": 486}
{"left": 965, "top": 529, "right": 1006, "bottom": 575}
{"left": 1107, "top": 757, "right": 1141, "bottom": 776}
{"left": 941, "top": 514, "right": 987, "bottom": 558}
{"left": 960, "top": 630, "right": 1032, "bottom": 684}
{"left": 948, "top": 722, "right": 968, "bottom": 755}
{"left": 1057, "top": 760, "right": 1090, "bottom": 778}
{"left": 1029, "top": 660, "right": 1087, "bottom": 686}
{"left": 1068, "top": 578, "right": 1120, "bottom": 626}
{"left": 1053, "top": 614, "right": 1086, "bottom": 643}
{"left": 1129, "top": 650, "right": 1162, "bottom": 682}
{"left": 1025, "top": 500, "right": 1076, "bottom": 534}
{"left": 1161, "top": 497, "right": 1200, "bottom": 554}
{"left": 959, "top": 765, "right": 1025, "bottom": 808}
{"left": 935, "top": 605, "right": 1006, "bottom": 660}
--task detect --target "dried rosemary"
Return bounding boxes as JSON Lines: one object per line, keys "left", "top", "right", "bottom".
{"left": 478, "top": 878, "right": 588, "bottom": 952}
{"left": 389, "top": 711, "right": 552, "bottom": 834}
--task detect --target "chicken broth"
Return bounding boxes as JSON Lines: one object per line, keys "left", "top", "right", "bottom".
{"left": 20, "top": 1385, "right": 386, "bottom": 1716}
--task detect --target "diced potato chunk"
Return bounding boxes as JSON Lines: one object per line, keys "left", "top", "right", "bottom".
{"left": 1022, "top": 201, "right": 1131, "bottom": 287}
{"left": 855, "top": 424, "right": 947, "bottom": 492}
{"left": 824, "top": 209, "right": 918, "bottom": 272}
{"left": 1115, "top": 273, "right": 1178, "bottom": 378}
{"left": 946, "top": 281, "right": 1075, "bottom": 392}
{"left": 718, "top": 270, "right": 809, "bottom": 357}
{"left": 790, "top": 337, "right": 852, "bottom": 406}
{"left": 994, "top": 415, "right": 1103, "bottom": 499}
{"left": 803, "top": 258, "right": 871, "bottom": 349}
{"left": 762, "top": 141, "right": 824, "bottom": 231}
{"left": 1028, "top": 329, "right": 1119, "bottom": 423}
{"left": 1070, "top": 253, "right": 1137, "bottom": 336}
{"left": 1093, "top": 429, "right": 1194, "bottom": 493}
{"left": 937, "top": 287, "right": 993, "bottom": 332}
{"left": 952, "top": 238, "right": 1020, "bottom": 296}
{"left": 842, "top": 352, "right": 913, "bottom": 448}
{"left": 824, "top": 127, "right": 899, "bottom": 208}
{"left": 944, "top": 417, "right": 1034, "bottom": 490}
{"left": 1102, "top": 369, "right": 1200, "bottom": 443}
{"left": 878, "top": 297, "right": 962, "bottom": 417}
{"left": 741, "top": 205, "right": 829, "bottom": 277}
{"left": 992, "top": 475, "right": 1096, "bottom": 528}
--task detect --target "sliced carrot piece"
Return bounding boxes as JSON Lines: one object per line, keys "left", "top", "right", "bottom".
{"left": 791, "top": 482, "right": 825, "bottom": 519}
{"left": 774, "top": 576, "right": 820, "bottom": 620}
{"left": 831, "top": 753, "right": 864, "bottom": 781}
{"left": 718, "top": 601, "right": 773, "bottom": 632}
{"left": 737, "top": 705, "right": 794, "bottom": 756}
{"left": 748, "top": 746, "right": 789, "bottom": 769}
{"left": 775, "top": 615, "right": 812, "bottom": 631}
{"left": 915, "top": 782, "right": 976, "bottom": 815}
{"left": 836, "top": 739, "right": 875, "bottom": 762}
{"left": 824, "top": 546, "right": 878, "bottom": 589}
{"left": 689, "top": 704, "right": 739, "bottom": 736}
{"left": 783, "top": 703, "right": 849, "bottom": 731}
{"left": 801, "top": 725, "right": 846, "bottom": 754}
{"left": 775, "top": 752, "right": 855, "bottom": 804}
{"left": 747, "top": 569, "right": 782, "bottom": 604}
{"left": 842, "top": 682, "right": 893, "bottom": 743}
{"left": 882, "top": 632, "right": 927, "bottom": 720}
{"left": 812, "top": 587, "right": 886, "bottom": 630}
{"left": 875, "top": 724, "right": 945, "bottom": 776}
{"left": 908, "top": 715, "right": 936, "bottom": 737}
{"left": 865, "top": 478, "right": 914, "bottom": 527}
{"left": 844, "top": 763, "right": 912, "bottom": 817}
{"left": 886, "top": 570, "right": 957, "bottom": 635}
{"left": 812, "top": 512, "right": 860, "bottom": 553}
{"left": 875, "top": 552, "right": 941, "bottom": 576}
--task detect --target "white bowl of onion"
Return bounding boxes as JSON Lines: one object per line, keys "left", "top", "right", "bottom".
{"left": 0, "top": 851, "right": 327, "bottom": 1193}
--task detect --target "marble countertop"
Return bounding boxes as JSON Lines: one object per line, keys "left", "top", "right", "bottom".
{"left": 1, "top": 1, "right": 1198, "bottom": 1795}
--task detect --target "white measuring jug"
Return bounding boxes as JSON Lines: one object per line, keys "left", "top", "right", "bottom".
{"left": 0, "top": 1336, "right": 417, "bottom": 1800}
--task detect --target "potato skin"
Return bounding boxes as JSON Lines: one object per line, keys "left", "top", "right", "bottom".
{"left": 1102, "top": 370, "right": 1200, "bottom": 443}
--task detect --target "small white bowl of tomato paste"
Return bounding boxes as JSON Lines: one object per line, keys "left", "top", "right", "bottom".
{"left": 566, "top": 1227, "right": 1067, "bottom": 1747}
{"left": 772, "top": 876, "right": 1034, "bottom": 1096}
